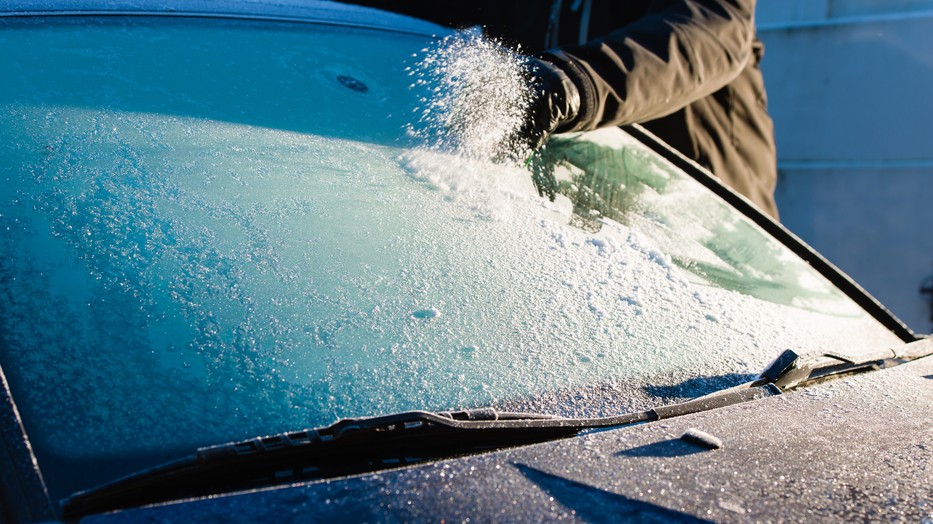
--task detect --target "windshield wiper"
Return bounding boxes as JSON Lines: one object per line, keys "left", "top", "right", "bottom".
{"left": 63, "top": 338, "right": 933, "bottom": 518}
{"left": 61, "top": 386, "right": 778, "bottom": 518}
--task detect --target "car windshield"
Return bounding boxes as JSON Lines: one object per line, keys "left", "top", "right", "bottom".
{"left": 0, "top": 14, "right": 905, "bottom": 504}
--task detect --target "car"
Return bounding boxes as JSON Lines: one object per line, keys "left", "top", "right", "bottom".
{"left": 1, "top": 1, "right": 931, "bottom": 522}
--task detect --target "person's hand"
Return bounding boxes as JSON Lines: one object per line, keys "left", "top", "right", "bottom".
{"left": 517, "top": 57, "right": 581, "bottom": 152}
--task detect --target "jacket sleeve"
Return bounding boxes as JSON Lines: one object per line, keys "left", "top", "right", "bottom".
{"left": 546, "top": 0, "right": 757, "bottom": 132}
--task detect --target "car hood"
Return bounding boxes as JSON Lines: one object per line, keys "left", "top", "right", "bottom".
{"left": 81, "top": 346, "right": 933, "bottom": 523}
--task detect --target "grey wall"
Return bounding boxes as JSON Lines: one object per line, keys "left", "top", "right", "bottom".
{"left": 759, "top": 0, "right": 933, "bottom": 22}
{"left": 757, "top": 1, "right": 933, "bottom": 333}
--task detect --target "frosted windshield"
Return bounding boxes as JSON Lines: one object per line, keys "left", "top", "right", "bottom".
{"left": 0, "top": 17, "right": 902, "bottom": 500}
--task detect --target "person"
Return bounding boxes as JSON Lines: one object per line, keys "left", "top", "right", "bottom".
{"left": 339, "top": 0, "right": 779, "bottom": 219}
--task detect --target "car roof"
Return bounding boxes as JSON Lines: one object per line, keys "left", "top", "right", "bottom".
{"left": 0, "top": 0, "right": 448, "bottom": 36}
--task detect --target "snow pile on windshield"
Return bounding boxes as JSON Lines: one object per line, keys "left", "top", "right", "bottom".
{"left": 408, "top": 29, "right": 535, "bottom": 161}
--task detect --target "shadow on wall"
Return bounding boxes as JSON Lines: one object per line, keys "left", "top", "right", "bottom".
{"left": 921, "top": 267, "right": 933, "bottom": 324}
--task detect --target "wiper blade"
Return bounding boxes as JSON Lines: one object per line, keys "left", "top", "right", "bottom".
{"left": 61, "top": 387, "right": 778, "bottom": 518}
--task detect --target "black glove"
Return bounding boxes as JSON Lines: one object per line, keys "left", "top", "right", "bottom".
{"left": 518, "top": 57, "right": 581, "bottom": 152}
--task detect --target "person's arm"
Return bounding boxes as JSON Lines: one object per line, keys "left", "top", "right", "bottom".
{"left": 547, "top": 0, "right": 757, "bottom": 132}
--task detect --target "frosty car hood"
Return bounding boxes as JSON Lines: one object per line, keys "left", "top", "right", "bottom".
{"left": 81, "top": 342, "right": 933, "bottom": 523}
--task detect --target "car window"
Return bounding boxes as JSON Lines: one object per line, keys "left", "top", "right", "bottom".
{"left": 0, "top": 16, "right": 905, "bottom": 502}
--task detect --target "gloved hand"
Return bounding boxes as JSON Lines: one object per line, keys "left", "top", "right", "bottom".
{"left": 517, "top": 56, "right": 582, "bottom": 153}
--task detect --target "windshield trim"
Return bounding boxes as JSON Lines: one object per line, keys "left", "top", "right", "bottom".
{"left": 623, "top": 124, "right": 917, "bottom": 343}
{"left": 0, "top": 365, "right": 55, "bottom": 522}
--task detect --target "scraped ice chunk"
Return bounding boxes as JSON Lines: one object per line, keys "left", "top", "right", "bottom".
{"left": 681, "top": 428, "right": 723, "bottom": 449}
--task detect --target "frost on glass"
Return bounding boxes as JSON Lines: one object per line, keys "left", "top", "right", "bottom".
{"left": 531, "top": 133, "right": 855, "bottom": 313}
{"left": 0, "top": 17, "right": 903, "bottom": 499}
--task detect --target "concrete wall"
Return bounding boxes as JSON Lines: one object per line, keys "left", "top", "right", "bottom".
{"left": 757, "top": 0, "right": 933, "bottom": 334}
{"left": 759, "top": 0, "right": 933, "bottom": 24}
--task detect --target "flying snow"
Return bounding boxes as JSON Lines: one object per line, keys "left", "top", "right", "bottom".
{"left": 407, "top": 28, "right": 536, "bottom": 162}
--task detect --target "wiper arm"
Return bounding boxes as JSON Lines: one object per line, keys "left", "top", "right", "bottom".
{"left": 61, "top": 387, "right": 778, "bottom": 518}
{"left": 755, "top": 337, "right": 933, "bottom": 391}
